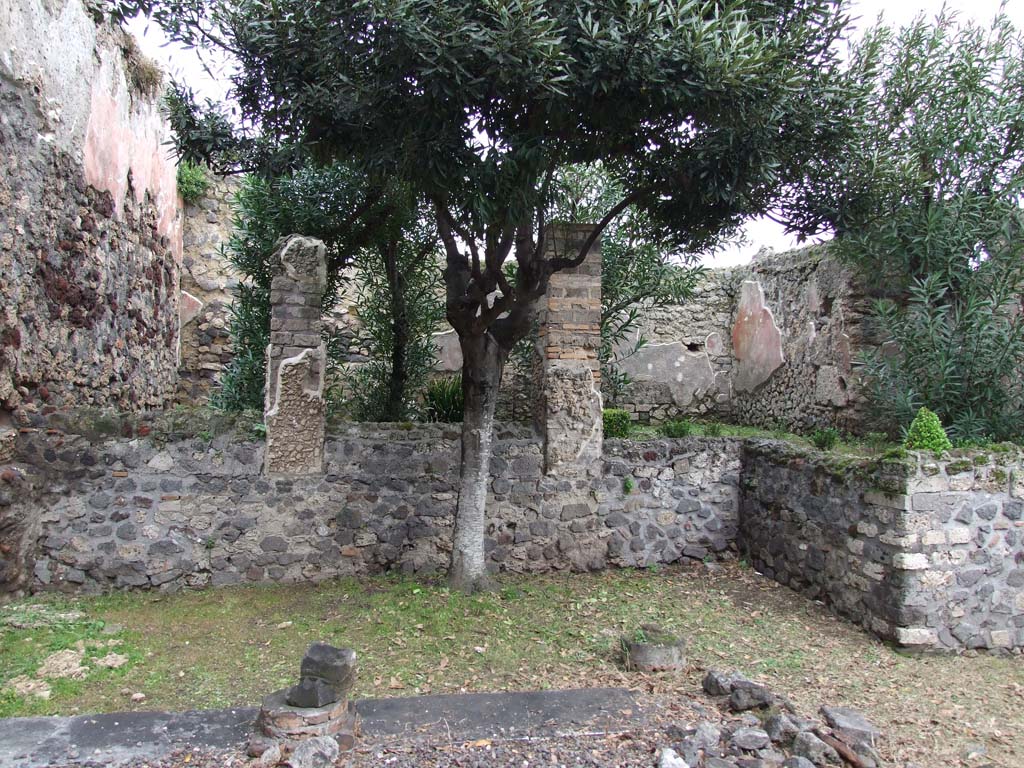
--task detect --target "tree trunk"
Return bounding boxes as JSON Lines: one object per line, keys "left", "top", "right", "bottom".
{"left": 449, "top": 330, "right": 506, "bottom": 592}
{"left": 383, "top": 239, "right": 409, "bottom": 421}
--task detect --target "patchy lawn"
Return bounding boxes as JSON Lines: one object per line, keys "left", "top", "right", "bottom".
{"left": 1, "top": 563, "right": 1020, "bottom": 766}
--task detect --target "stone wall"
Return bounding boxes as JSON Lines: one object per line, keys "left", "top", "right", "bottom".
{"left": 12, "top": 426, "right": 741, "bottom": 592}
{"left": 178, "top": 177, "right": 239, "bottom": 403}
{"left": 0, "top": 1, "right": 182, "bottom": 423}
{"left": 8, "top": 421, "right": 1022, "bottom": 652}
{"left": 617, "top": 245, "right": 872, "bottom": 433}
{"left": 0, "top": 1, "right": 183, "bottom": 591}
{"left": 740, "top": 441, "right": 1024, "bottom": 652}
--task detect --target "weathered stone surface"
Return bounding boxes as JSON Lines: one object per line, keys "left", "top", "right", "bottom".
{"left": 286, "top": 677, "right": 339, "bottom": 709}
{"left": 657, "top": 746, "right": 690, "bottom": 768}
{"left": 730, "top": 726, "right": 770, "bottom": 751}
{"left": 537, "top": 224, "right": 603, "bottom": 477}
{"left": 622, "top": 626, "right": 686, "bottom": 672}
{"left": 263, "top": 241, "right": 328, "bottom": 476}
{"left": 285, "top": 642, "right": 357, "bottom": 707}
{"left": 819, "top": 706, "right": 881, "bottom": 748}
{"left": 702, "top": 669, "right": 743, "bottom": 697}
{"left": 616, "top": 342, "right": 715, "bottom": 408}
{"left": 791, "top": 731, "right": 840, "bottom": 766}
{"left": 729, "top": 681, "right": 775, "bottom": 712}
{"left": 432, "top": 330, "right": 462, "bottom": 373}
{"left": 286, "top": 735, "right": 340, "bottom": 768}
{"left": 732, "top": 280, "right": 784, "bottom": 393}
{"left": 615, "top": 245, "right": 870, "bottom": 434}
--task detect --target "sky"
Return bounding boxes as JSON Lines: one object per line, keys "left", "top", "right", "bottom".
{"left": 128, "top": 0, "right": 1024, "bottom": 267}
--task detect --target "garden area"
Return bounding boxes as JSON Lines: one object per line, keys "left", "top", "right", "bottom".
{"left": 3, "top": 564, "right": 1022, "bottom": 766}
{"left": 3, "top": 0, "right": 1024, "bottom": 766}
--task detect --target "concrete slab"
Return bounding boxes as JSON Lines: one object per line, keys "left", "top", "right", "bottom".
{"left": 0, "top": 688, "right": 639, "bottom": 767}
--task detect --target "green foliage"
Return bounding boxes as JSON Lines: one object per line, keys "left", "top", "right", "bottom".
{"left": 551, "top": 164, "right": 704, "bottom": 403}
{"left": 341, "top": 204, "right": 444, "bottom": 422}
{"left": 622, "top": 476, "right": 635, "bottom": 495}
{"left": 176, "top": 160, "right": 209, "bottom": 204}
{"left": 602, "top": 408, "right": 632, "bottom": 439}
{"left": 423, "top": 376, "right": 464, "bottom": 423}
{"left": 661, "top": 420, "right": 694, "bottom": 439}
{"left": 137, "top": 0, "right": 856, "bottom": 365}
{"left": 212, "top": 165, "right": 400, "bottom": 413}
{"left": 795, "top": 12, "right": 1024, "bottom": 442}
{"left": 904, "top": 407, "right": 952, "bottom": 455}
{"left": 703, "top": 422, "right": 724, "bottom": 438}
{"left": 809, "top": 427, "right": 840, "bottom": 451}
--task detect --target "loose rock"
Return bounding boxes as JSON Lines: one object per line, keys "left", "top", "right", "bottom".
{"left": 791, "top": 731, "right": 840, "bottom": 766}
{"left": 286, "top": 736, "right": 339, "bottom": 768}
{"left": 730, "top": 726, "right": 770, "bottom": 751}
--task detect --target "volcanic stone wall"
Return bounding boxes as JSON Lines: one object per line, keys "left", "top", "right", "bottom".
{"left": 740, "top": 441, "right": 1024, "bottom": 652}
{"left": 618, "top": 245, "right": 872, "bottom": 433}
{"left": 0, "top": 1, "right": 181, "bottom": 422}
{"left": 13, "top": 425, "right": 740, "bottom": 592}
{"left": 177, "top": 177, "right": 239, "bottom": 404}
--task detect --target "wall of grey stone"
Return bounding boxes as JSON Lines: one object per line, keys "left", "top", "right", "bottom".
{"left": 739, "top": 441, "right": 1024, "bottom": 652}
{"left": 9, "top": 423, "right": 1022, "bottom": 652}
{"left": 899, "top": 452, "right": 1024, "bottom": 651}
{"left": 12, "top": 426, "right": 740, "bottom": 594}
{"left": 616, "top": 245, "right": 872, "bottom": 433}
{"left": 1, "top": 2, "right": 183, "bottom": 593}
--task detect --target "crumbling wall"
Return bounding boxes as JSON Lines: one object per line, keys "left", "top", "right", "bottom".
{"left": 740, "top": 441, "right": 1024, "bottom": 652}
{"left": 617, "top": 245, "right": 872, "bottom": 433}
{"left": 17, "top": 426, "right": 741, "bottom": 592}
{"left": 178, "top": 176, "right": 239, "bottom": 403}
{"left": 0, "top": 0, "right": 182, "bottom": 421}
{"left": 0, "top": 1, "right": 182, "bottom": 592}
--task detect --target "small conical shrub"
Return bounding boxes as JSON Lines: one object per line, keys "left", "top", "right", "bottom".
{"left": 904, "top": 407, "right": 952, "bottom": 454}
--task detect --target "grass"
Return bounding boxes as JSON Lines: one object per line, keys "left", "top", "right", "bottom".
{"left": 626, "top": 419, "right": 908, "bottom": 458}
{"left": 2, "top": 565, "right": 1021, "bottom": 766}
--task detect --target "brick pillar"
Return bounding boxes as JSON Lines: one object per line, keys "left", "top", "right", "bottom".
{"left": 536, "top": 223, "right": 603, "bottom": 475}
{"left": 264, "top": 235, "right": 327, "bottom": 475}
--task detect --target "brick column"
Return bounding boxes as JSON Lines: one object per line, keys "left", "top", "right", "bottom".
{"left": 536, "top": 223, "right": 603, "bottom": 475}
{"left": 264, "top": 236, "right": 327, "bottom": 475}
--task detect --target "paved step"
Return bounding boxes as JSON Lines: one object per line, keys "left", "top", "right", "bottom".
{"left": 0, "top": 687, "right": 640, "bottom": 767}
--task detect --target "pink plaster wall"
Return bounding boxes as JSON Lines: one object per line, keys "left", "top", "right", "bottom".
{"left": 82, "top": 56, "right": 181, "bottom": 262}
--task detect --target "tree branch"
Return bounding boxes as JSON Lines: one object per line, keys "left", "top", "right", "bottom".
{"left": 548, "top": 185, "right": 656, "bottom": 272}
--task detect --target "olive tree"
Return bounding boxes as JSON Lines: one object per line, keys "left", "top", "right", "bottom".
{"left": 130, "top": 0, "right": 856, "bottom": 591}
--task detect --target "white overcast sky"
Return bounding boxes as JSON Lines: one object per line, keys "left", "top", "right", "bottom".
{"left": 128, "top": 0, "right": 1024, "bottom": 267}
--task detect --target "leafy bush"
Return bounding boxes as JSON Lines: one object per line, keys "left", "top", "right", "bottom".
{"left": 661, "top": 420, "right": 694, "bottom": 438}
{"left": 602, "top": 408, "right": 632, "bottom": 438}
{"left": 809, "top": 427, "right": 840, "bottom": 451}
{"left": 904, "top": 407, "right": 952, "bottom": 454}
{"left": 176, "top": 160, "right": 210, "bottom": 204}
{"left": 342, "top": 205, "right": 443, "bottom": 422}
{"left": 423, "top": 376, "right": 463, "bottom": 423}
{"left": 792, "top": 12, "right": 1024, "bottom": 442}
{"left": 703, "top": 422, "right": 724, "bottom": 437}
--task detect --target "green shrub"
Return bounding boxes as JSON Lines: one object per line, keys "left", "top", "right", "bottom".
{"left": 661, "top": 419, "right": 693, "bottom": 438}
{"left": 703, "top": 422, "right": 724, "bottom": 437}
{"left": 904, "top": 407, "right": 952, "bottom": 454}
{"left": 424, "top": 376, "right": 464, "bottom": 422}
{"left": 603, "top": 408, "right": 632, "bottom": 438}
{"left": 176, "top": 160, "right": 210, "bottom": 204}
{"left": 809, "top": 427, "right": 840, "bottom": 451}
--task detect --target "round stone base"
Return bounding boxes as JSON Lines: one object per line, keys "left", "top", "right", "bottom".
{"left": 247, "top": 688, "right": 358, "bottom": 757}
